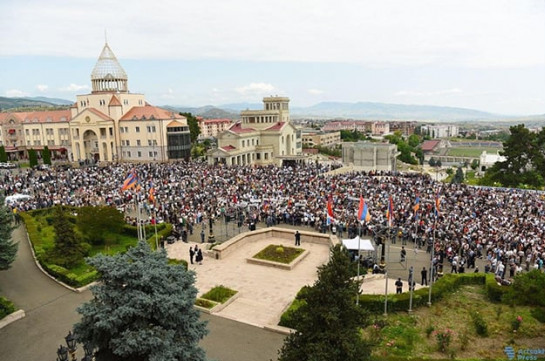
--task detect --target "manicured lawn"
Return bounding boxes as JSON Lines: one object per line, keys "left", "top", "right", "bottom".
{"left": 195, "top": 298, "right": 217, "bottom": 309}
{"left": 20, "top": 207, "right": 172, "bottom": 287}
{"left": 446, "top": 147, "right": 500, "bottom": 157}
{"left": 200, "top": 285, "right": 237, "bottom": 304}
{"left": 253, "top": 244, "right": 304, "bottom": 264}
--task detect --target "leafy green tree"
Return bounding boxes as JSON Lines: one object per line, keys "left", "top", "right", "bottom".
{"left": 428, "top": 157, "right": 436, "bottom": 167}
{"left": 77, "top": 206, "right": 124, "bottom": 245}
{"left": 74, "top": 240, "right": 208, "bottom": 361}
{"left": 470, "top": 159, "right": 480, "bottom": 170}
{"left": 42, "top": 146, "right": 52, "bottom": 165}
{"left": 451, "top": 167, "right": 465, "bottom": 184}
{"left": 28, "top": 149, "right": 38, "bottom": 168}
{"left": 180, "top": 112, "right": 201, "bottom": 143}
{"left": 0, "top": 146, "right": 7, "bottom": 163}
{"left": 0, "top": 197, "right": 17, "bottom": 270}
{"left": 484, "top": 124, "right": 544, "bottom": 188}
{"left": 407, "top": 134, "right": 421, "bottom": 148}
{"left": 50, "top": 206, "right": 86, "bottom": 268}
{"left": 278, "top": 244, "right": 371, "bottom": 361}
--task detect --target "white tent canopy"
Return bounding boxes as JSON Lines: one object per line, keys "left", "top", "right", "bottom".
{"left": 342, "top": 236, "right": 375, "bottom": 252}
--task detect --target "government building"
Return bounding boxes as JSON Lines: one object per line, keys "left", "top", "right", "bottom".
{"left": 207, "top": 96, "right": 304, "bottom": 166}
{"left": 0, "top": 43, "right": 191, "bottom": 163}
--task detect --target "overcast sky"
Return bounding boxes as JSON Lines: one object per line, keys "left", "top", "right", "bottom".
{"left": 1, "top": 0, "right": 544, "bottom": 115}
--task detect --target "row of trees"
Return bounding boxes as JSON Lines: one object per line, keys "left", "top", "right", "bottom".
{"left": 385, "top": 131, "right": 423, "bottom": 165}
{"left": 0, "top": 145, "right": 51, "bottom": 166}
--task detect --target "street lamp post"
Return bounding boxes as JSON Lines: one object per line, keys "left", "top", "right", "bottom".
{"left": 56, "top": 331, "right": 94, "bottom": 361}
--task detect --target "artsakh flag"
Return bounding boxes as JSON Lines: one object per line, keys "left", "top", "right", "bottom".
{"left": 434, "top": 192, "right": 441, "bottom": 218}
{"left": 413, "top": 195, "right": 420, "bottom": 213}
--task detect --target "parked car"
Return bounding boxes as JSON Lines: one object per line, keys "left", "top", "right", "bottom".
{"left": 0, "top": 162, "right": 16, "bottom": 169}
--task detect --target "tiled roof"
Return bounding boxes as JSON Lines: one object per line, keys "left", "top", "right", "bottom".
{"left": 221, "top": 145, "right": 236, "bottom": 151}
{"left": 167, "top": 120, "right": 185, "bottom": 127}
{"left": 1, "top": 110, "right": 72, "bottom": 123}
{"left": 203, "top": 118, "right": 231, "bottom": 124}
{"left": 263, "top": 122, "right": 285, "bottom": 131}
{"left": 421, "top": 140, "right": 441, "bottom": 151}
{"left": 228, "top": 122, "right": 256, "bottom": 134}
{"left": 120, "top": 105, "right": 184, "bottom": 121}
{"left": 108, "top": 95, "right": 121, "bottom": 106}
{"left": 87, "top": 108, "right": 113, "bottom": 121}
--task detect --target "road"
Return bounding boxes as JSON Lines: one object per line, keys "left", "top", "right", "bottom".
{"left": 0, "top": 225, "right": 284, "bottom": 361}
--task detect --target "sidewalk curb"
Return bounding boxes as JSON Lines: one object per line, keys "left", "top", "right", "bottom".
{"left": 0, "top": 310, "right": 25, "bottom": 330}
{"left": 22, "top": 226, "right": 91, "bottom": 293}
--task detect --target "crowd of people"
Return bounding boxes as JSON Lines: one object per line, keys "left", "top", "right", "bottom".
{"left": 2, "top": 160, "right": 544, "bottom": 282}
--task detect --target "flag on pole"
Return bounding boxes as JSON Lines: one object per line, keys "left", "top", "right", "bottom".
{"left": 357, "top": 195, "right": 371, "bottom": 223}
{"left": 327, "top": 194, "right": 335, "bottom": 221}
{"left": 387, "top": 195, "right": 394, "bottom": 227}
{"left": 148, "top": 182, "right": 155, "bottom": 203}
{"left": 121, "top": 171, "right": 138, "bottom": 191}
{"left": 434, "top": 192, "right": 441, "bottom": 218}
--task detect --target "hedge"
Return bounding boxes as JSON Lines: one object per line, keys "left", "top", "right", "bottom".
{"left": 484, "top": 273, "right": 509, "bottom": 302}
{"left": 40, "top": 263, "right": 99, "bottom": 288}
{"left": 0, "top": 297, "right": 16, "bottom": 320}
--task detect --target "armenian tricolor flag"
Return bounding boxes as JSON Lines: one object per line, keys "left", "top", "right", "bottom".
{"left": 386, "top": 195, "right": 394, "bottom": 227}
{"left": 358, "top": 195, "right": 371, "bottom": 223}
{"left": 121, "top": 171, "right": 138, "bottom": 191}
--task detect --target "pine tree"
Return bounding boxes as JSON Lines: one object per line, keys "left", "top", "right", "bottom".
{"left": 74, "top": 240, "right": 208, "bottom": 361}
{"left": 0, "top": 197, "right": 17, "bottom": 270}
{"left": 50, "top": 206, "right": 86, "bottom": 268}
{"left": 28, "top": 149, "right": 38, "bottom": 168}
{"left": 0, "top": 146, "right": 7, "bottom": 163}
{"left": 278, "top": 244, "right": 371, "bottom": 361}
{"left": 42, "top": 146, "right": 52, "bottom": 165}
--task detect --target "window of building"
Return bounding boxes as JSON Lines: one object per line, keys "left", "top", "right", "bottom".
{"left": 137, "top": 140, "right": 141, "bottom": 146}
{"left": 135, "top": 126, "right": 140, "bottom": 133}
{"left": 127, "top": 151, "right": 131, "bottom": 157}
{"left": 138, "top": 151, "right": 142, "bottom": 157}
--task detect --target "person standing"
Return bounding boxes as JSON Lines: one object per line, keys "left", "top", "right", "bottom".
{"left": 295, "top": 230, "right": 301, "bottom": 246}
{"left": 189, "top": 246, "right": 195, "bottom": 265}
{"left": 200, "top": 229, "right": 205, "bottom": 243}
{"left": 196, "top": 247, "right": 203, "bottom": 265}
{"left": 400, "top": 246, "right": 407, "bottom": 262}
{"left": 421, "top": 267, "right": 428, "bottom": 286}
{"left": 395, "top": 278, "right": 403, "bottom": 294}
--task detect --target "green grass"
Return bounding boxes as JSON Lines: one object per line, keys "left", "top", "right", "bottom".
{"left": 253, "top": 244, "right": 304, "bottom": 264}
{"left": 446, "top": 147, "right": 500, "bottom": 157}
{"left": 0, "top": 297, "right": 16, "bottom": 320}
{"left": 365, "top": 285, "right": 545, "bottom": 360}
{"left": 200, "top": 285, "right": 237, "bottom": 304}
{"left": 20, "top": 207, "right": 172, "bottom": 287}
{"left": 195, "top": 298, "right": 217, "bottom": 309}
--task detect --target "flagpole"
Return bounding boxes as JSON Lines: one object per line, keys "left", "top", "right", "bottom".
{"left": 154, "top": 207, "right": 158, "bottom": 250}
{"left": 428, "top": 217, "right": 436, "bottom": 306}
{"left": 356, "top": 221, "right": 361, "bottom": 305}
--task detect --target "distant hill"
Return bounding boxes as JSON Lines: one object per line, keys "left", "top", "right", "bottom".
{"left": 23, "top": 96, "right": 73, "bottom": 105}
{"left": 289, "top": 101, "right": 499, "bottom": 121}
{"left": 0, "top": 96, "right": 73, "bottom": 112}
{"left": 162, "top": 105, "right": 239, "bottom": 120}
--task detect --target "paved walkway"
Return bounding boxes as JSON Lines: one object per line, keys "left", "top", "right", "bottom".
{"left": 166, "top": 230, "right": 426, "bottom": 328}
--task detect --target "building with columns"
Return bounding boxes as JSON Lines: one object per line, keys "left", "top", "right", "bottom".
{"left": 342, "top": 141, "right": 398, "bottom": 171}
{"left": 207, "top": 96, "right": 304, "bottom": 166}
{"left": 0, "top": 43, "right": 191, "bottom": 163}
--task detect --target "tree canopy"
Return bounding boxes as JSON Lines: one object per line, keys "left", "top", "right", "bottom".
{"left": 28, "top": 149, "right": 38, "bottom": 168}
{"left": 77, "top": 206, "right": 124, "bottom": 245}
{"left": 42, "top": 146, "right": 52, "bottom": 165}
{"left": 74, "top": 241, "right": 208, "bottom": 361}
{"left": 49, "top": 205, "right": 87, "bottom": 268}
{"left": 481, "top": 124, "right": 545, "bottom": 189}
{"left": 0, "top": 197, "right": 17, "bottom": 270}
{"left": 278, "top": 244, "right": 371, "bottom": 361}
{"left": 0, "top": 146, "right": 7, "bottom": 163}
{"left": 180, "top": 112, "right": 201, "bottom": 143}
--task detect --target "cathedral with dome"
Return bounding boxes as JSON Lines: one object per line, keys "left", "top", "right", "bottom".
{"left": 0, "top": 43, "right": 191, "bottom": 162}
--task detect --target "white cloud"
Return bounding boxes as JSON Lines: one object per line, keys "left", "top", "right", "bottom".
{"left": 160, "top": 88, "right": 175, "bottom": 99}
{"left": 5, "top": 89, "right": 27, "bottom": 97}
{"left": 395, "top": 88, "right": 463, "bottom": 97}
{"left": 308, "top": 89, "right": 324, "bottom": 95}
{"left": 35, "top": 84, "right": 48, "bottom": 92}
{"left": 235, "top": 82, "right": 276, "bottom": 95}
{"left": 59, "top": 83, "right": 89, "bottom": 92}
{"left": 2, "top": 0, "right": 542, "bottom": 68}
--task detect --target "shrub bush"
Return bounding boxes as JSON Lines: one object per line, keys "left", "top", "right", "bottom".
{"left": 357, "top": 273, "right": 485, "bottom": 314}
{"left": 0, "top": 297, "right": 16, "bottom": 319}
{"left": 168, "top": 258, "right": 188, "bottom": 270}
{"left": 278, "top": 298, "right": 307, "bottom": 328}
{"left": 530, "top": 307, "right": 545, "bottom": 323}
{"left": 470, "top": 310, "right": 489, "bottom": 337}
{"left": 485, "top": 274, "right": 509, "bottom": 302}
{"left": 503, "top": 270, "right": 545, "bottom": 307}
{"left": 201, "top": 285, "right": 237, "bottom": 304}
